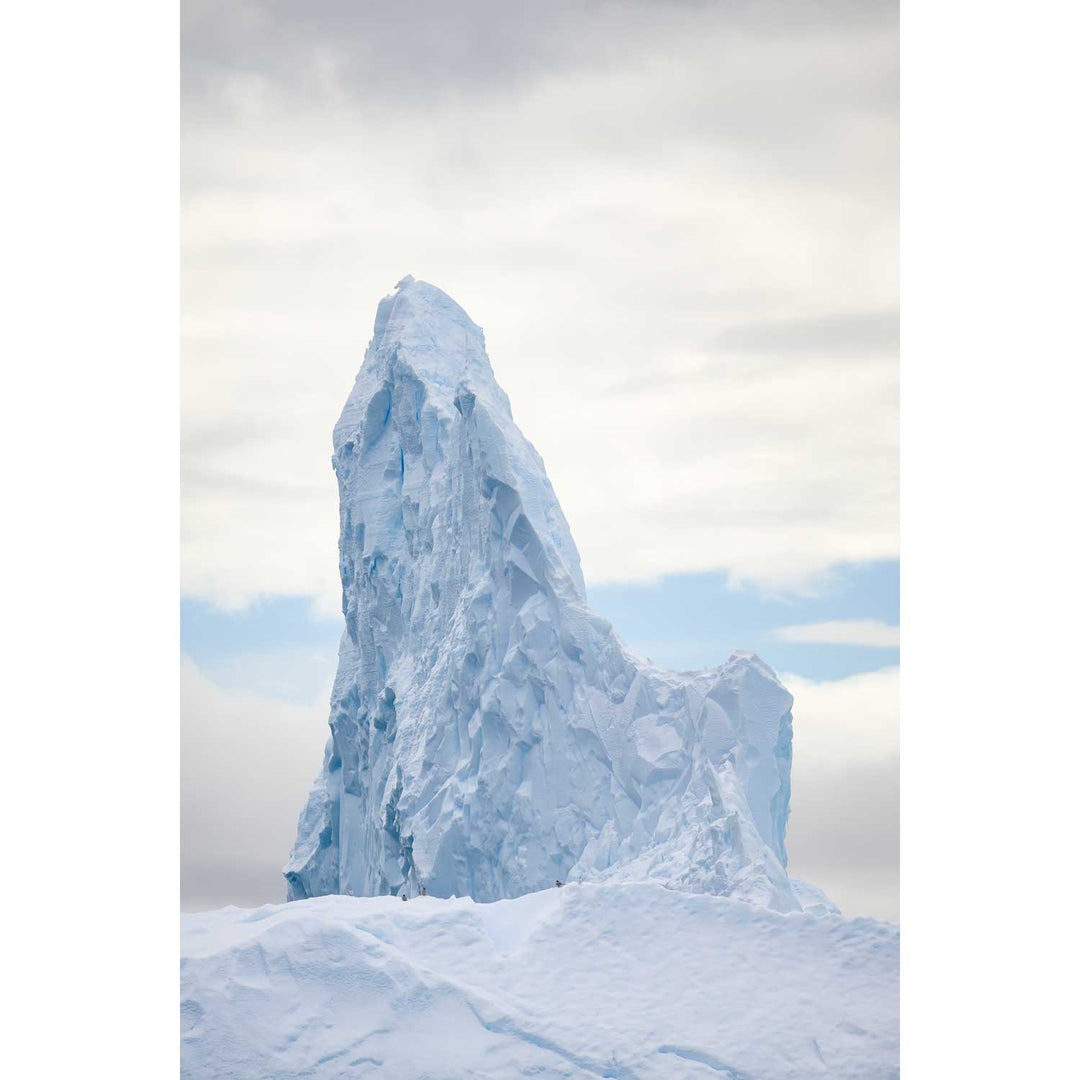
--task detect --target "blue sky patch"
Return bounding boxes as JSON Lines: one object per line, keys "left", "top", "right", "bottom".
{"left": 182, "top": 559, "right": 899, "bottom": 701}
{"left": 588, "top": 560, "right": 899, "bottom": 680}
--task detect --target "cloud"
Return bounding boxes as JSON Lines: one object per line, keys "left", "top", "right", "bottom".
{"left": 182, "top": 1, "right": 897, "bottom": 110}
{"left": 181, "top": 0, "right": 897, "bottom": 611}
{"left": 783, "top": 666, "right": 899, "bottom": 764}
{"left": 773, "top": 618, "right": 901, "bottom": 648}
{"left": 180, "top": 655, "right": 330, "bottom": 909}
{"left": 196, "top": 645, "right": 339, "bottom": 706}
{"left": 782, "top": 666, "right": 899, "bottom": 920}
{"left": 713, "top": 309, "right": 899, "bottom": 359}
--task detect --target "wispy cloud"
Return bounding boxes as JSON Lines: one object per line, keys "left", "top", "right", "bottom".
{"left": 773, "top": 619, "right": 900, "bottom": 648}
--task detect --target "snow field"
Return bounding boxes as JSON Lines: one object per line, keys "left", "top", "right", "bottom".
{"left": 182, "top": 882, "right": 898, "bottom": 1079}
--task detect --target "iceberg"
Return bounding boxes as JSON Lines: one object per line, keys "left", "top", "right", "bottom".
{"left": 284, "top": 276, "right": 828, "bottom": 913}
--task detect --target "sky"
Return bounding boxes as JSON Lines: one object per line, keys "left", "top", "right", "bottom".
{"left": 181, "top": 0, "right": 899, "bottom": 920}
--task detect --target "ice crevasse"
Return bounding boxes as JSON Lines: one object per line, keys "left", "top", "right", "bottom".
{"left": 284, "top": 275, "right": 835, "bottom": 915}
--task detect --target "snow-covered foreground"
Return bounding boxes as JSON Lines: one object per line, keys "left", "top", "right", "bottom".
{"left": 181, "top": 882, "right": 898, "bottom": 1079}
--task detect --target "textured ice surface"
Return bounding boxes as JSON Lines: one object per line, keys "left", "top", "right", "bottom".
{"left": 285, "top": 277, "right": 826, "bottom": 912}
{"left": 181, "top": 884, "right": 898, "bottom": 1079}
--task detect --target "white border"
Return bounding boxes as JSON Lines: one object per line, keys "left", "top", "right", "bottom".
{"left": 4, "top": 2, "right": 178, "bottom": 1074}
{"left": 5, "top": 1, "right": 1079, "bottom": 1073}
{"left": 903, "top": 0, "right": 1079, "bottom": 1073}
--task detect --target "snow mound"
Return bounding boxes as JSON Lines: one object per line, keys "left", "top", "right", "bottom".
{"left": 181, "top": 883, "right": 898, "bottom": 1079}
{"left": 285, "top": 278, "right": 821, "bottom": 912}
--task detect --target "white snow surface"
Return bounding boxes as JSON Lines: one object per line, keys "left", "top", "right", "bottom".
{"left": 181, "top": 882, "right": 899, "bottom": 1079}
{"left": 284, "top": 276, "right": 828, "bottom": 912}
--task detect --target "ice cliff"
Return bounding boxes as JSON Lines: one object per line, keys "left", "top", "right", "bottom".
{"left": 285, "top": 276, "right": 829, "bottom": 913}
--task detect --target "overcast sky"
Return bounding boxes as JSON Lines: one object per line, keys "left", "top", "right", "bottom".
{"left": 181, "top": 0, "right": 899, "bottom": 920}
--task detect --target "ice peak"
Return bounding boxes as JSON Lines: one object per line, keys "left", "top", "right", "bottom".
{"left": 334, "top": 277, "right": 512, "bottom": 455}
{"left": 367, "top": 276, "right": 495, "bottom": 394}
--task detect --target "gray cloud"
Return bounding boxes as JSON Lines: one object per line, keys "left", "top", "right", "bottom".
{"left": 183, "top": 1, "right": 897, "bottom": 110}
{"left": 181, "top": 656, "right": 330, "bottom": 910}
{"left": 786, "top": 755, "right": 899, "bottom": 919}
{"left": 181, "top": 415, "right": 275, "bottom": 456}
{"left": 181, "top": 858, "right": 293, "bottom": 912}
{"left": 182, "top": 465, "right": 326, "bottom": 501}
{"left": 783, "top": 666, "right": 899, "bottom": 920}
{"left": 714, "top": 309, "right": 900, "bottom": 358}
{"left": 182, "top": 0, "right": 589, "bottom": 104}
